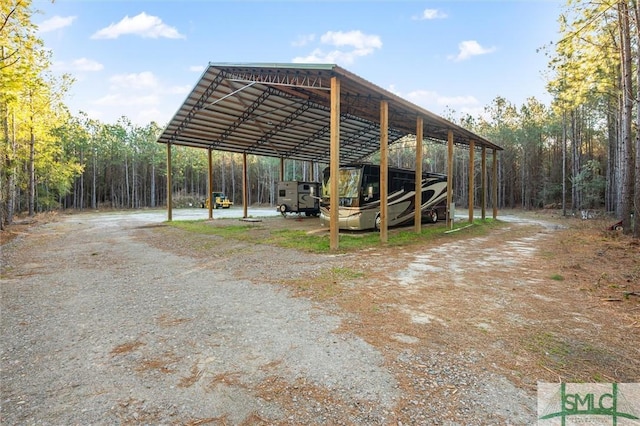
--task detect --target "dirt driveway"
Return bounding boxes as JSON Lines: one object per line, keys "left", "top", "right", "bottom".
{"left": 1, "top": 209, "right": 638, "bottom": 425}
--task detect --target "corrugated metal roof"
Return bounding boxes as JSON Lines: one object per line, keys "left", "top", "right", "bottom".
{"left": 157, "top": 63, "right": 502, "bottom": 163}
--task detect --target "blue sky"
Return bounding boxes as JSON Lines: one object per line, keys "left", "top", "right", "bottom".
{"left": 34, "top": 0, "right": 562, "bottom": 126}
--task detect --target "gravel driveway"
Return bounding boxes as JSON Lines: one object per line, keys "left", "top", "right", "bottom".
{"left": 5, "top": 209, "right": 632, "bottom": 425}
{"left": 2, "top": 210, "right": 403, "bottom": 424}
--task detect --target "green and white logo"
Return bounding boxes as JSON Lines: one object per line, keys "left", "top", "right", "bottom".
{"left": 538, "top": 383, "right": 640, "bottom": 425}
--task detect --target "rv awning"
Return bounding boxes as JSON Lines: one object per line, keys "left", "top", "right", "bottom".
{"left": 157, "top": 63, "right": 502, "bottom": 163}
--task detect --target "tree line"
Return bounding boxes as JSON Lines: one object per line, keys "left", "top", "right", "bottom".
{"left": 1, "top": 0, "right": 639, "bottom": 236}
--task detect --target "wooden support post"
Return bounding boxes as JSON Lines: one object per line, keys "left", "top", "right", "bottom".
{"left": 493, "top": 148, "right": 498, "bottom": 219}
{"left": 446, "top": 130, "right": 454, "bottom": 229}
{"left": 468, "top": 140, "right": 475, "bottom": 224}
{"left": 242, "top": 152, "right": 248, "bottom": 219}
{"left": 166, "top": 142, "right": 172, "bottom": 221}
{"left": 380, "top": 100, "right": 389, "bottom": 243}
{"left": 207, "top": 147, "right": 213, "bottom": 220}
{"left": 279, "top": 158, "right": 284, "bottom": 182}
{"left": 481, "top": 146, "right": 486, "bottom": 220}
{"left": 414, "top": 117, "right": 423, "bottom": 234}
{"left": 329, "top": 76, "right": 340, "bottom": 251}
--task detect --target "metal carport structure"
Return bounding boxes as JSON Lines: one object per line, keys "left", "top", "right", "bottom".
{"left": 157, "top": 63, "right": 503, "bottom": 250}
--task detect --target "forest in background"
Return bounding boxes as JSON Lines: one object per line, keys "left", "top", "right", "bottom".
{"left": 1, "top": 0, "right": 639, "bottom": 236}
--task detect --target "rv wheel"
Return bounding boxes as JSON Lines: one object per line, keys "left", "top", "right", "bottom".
{"left": 429, "top": 210, "right": 438, "bottom": 223}
{"left": 374, "top": 213, "right": 381, "bottom": 231}
{"left": 614, "top": 225, "right": 623, "bottom": 231}
{"left": 279, "top": 204, "right": 288, "bottom": 214}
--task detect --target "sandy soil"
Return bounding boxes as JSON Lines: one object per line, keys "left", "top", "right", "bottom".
{"left": 1, "top": 208, "right": 638, "bottom": 425}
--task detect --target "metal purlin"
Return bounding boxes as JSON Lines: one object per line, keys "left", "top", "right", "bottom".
{"left": 284, "top": 124, "right": 330, "bottom": 159}
{"left": 168, "top": 70, "right": 227, "bottom": 144}
{"left": 312, "top": 120, "right": 378, "bottom": 163}
{"left": 245, "top": 100, "right": 313, "bottom": 154}
{"left": 282, "top": 116, "right": 332, "bottom": 159}
{"left": 311, "top": 120, "right": 404, "bottom": 164}
{"left": 210, "top": 86, "right": 276, "bottom": 148}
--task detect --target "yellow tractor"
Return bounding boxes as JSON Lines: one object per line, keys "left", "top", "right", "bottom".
{"left": 201, "top": 191, "right": 233, "bottom": 209}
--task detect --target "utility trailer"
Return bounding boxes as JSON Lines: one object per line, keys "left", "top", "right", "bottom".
{"left": 276, "top": 181, "right": 320, "bottom": 217}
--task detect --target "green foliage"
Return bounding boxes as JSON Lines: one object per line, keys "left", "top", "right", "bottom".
{"left": 1, "top": 0, "right": 632, "bottom": 226}
{"left": 1, "top": 0, "right": 85, "bottom": 220}
{"left": 169, "top": 221, "right": 257, "bottom": 240}
{"left": 546, "top": 0, "right": 619, "bottom": 112}
{"left": 571, "top": 160, "right": 606, "bottom": 209}
{"left": 168, "top": 219, "right": 505, "bottom": 253}
{"left": 328, "top": 267, "right": 364, "bottom": 280}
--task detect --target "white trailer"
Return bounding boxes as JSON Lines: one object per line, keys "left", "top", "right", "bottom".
{"left": 276, "top": 181, "right": 320, "bottom": 217}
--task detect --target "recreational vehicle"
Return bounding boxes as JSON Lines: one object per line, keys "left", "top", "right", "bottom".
{"left": 319, "top": 163, "right": 447, "bottom": 230}
{"left": 276, "top": 181, "right": 321, "bottom": 216}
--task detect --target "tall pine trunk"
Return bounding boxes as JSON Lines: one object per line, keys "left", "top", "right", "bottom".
{"left": 571, "top": 110, "right": 581, "bottom": 212}
{"left": 1, "top": 105, "right": 10, "bottom": 229}
{"left": 619, "top": 1, "right": 634, "bottom": 233}
{"left": 606, "top": 97, "right": 617, "bottom": 213}
{"left": 562, "top": 111, "right": 567, "bottom": 216}
{"left": 92, "top": 148, "right": 97, "bottom": 209}
{"left": 150, "top": 161, "right": 156, "bottom": 208}
{"left": 29, "top": 125, "right": 35, "bottom": 216}
{"left": 634, "top": 0, "right": 640, "bottom": 238}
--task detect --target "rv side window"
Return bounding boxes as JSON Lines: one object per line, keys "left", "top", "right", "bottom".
{"left": 279, "top": 189, "right": 286, "bottom": 196}
{"left": 363, "top": 178, "right": 379, "bottom": 201}
{"left": 303, "top": 184, "right": 309, "bottom": 190}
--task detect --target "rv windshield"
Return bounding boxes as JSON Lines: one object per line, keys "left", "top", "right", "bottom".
{"left": 322, "top": 168, "right": 362, "bottom": 199}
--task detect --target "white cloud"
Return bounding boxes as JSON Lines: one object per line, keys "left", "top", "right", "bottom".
{"left": 405, "top": 89, "right": 440, "bottom": 106}
{"left": 37, "top": 15, "right": 77, "bottom": 33}
{"left": 292, "top": 30, "right": 382, "bottom": 65}
{"left": 413, "top": 9, "right": 448, "bottom": 20}
{"left": 293, "top": 48, "right": 365, "bottom": 65}
{"left": 91, "top": 12, "right": 185, "bottom": 39}
{"left": 109, "top": 71, "right": 159, "bottom": 90}
{"left": 320, "top": 30, "right": 382, "bottom": 50}
{"left": 397, "top": 86, "right": 480, "bottom": 115}
{"left": 93, "top": 93, "right": 160, "bottom": 107}
{"left": 83, "top": 71, "right": 190, "bottom": 124}
{"left": 436, "top": 95, "right": 479, "bottom": 106}
{"left": 166, "top": 85, "right": 191, "bottom": 95}
{"left": 107, "top": 71, "right": 189, "bottom": 96}
{"left": 448, "top": 40, "right": 496, "bottom": 62}
{"left": 137, "top": 107, "right": 165, "bottom": 124}
{"left": 292, "top": 34, "right": 315, "bottom": 47}
{"left": 189, "top": 65, "right": 205, "bottom": 73}
{"left": 52, "top": 58, "right": 104, "bottom": 72}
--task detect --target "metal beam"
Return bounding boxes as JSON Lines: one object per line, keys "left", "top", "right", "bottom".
{"left": 168, "top": 72, "right": 226, "bottom": 144}
{"left": 246, "top": 100, "right": 312, "bottom": 154}
{"left": 212, "top": 86, "right": 274, "bottom": 147}
{"left": 225, "top": 69, "right": 331, "bottom": 90}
